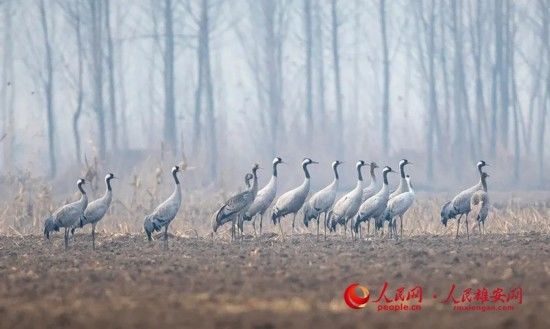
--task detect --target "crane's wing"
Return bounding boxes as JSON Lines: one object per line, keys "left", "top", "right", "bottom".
{"left": 216, "top": 191, "right": 253, "bottom": 224}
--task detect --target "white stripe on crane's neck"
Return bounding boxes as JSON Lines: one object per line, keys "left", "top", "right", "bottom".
{"left": 332, "top": 162, "right": 340, "bottom": 180}
{"left": 399, "top": 160, "right": 406, "bottom": 178}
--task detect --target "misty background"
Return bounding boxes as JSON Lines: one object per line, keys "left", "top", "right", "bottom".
{"left": 1, "top": 0, "right": 549, "bottom": 195}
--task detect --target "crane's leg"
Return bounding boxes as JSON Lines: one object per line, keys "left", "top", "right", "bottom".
{"left": 359, "top": 222, "right": 362, "bottom": 240}
{"left": 259, "top": 213, "right": 264, "bottom": 236}
{"left": 400, "top": 215, "right": 403, "bottom": 238}
{"left": 164, "top": 225, "right": 168, "bottom": 250}
{"left": 367, "top": 220, "right": 370, "bottom": 236}
{"left": 482, "top": 221, "right": 485, "bottom": 235}
{"left": 64, "top": 228, "right": 69, "bottom": 250}
{"left": 92, "top": 223, "right": 96, "bottom": 250}
{"left": 292, "top": 213, "right": 296, "bottom": 236}
{"left": 278, "top": 219, "right": 285, "bottom": 241}
{"left": 465, "top": 213, "right": 470, "bottom": 241}
{"left": 456, "top": 215, "right": 463, "bottom": 239}
{"left": 316, "top": 214, "right": 320, "bottom": 240}
{"left": 252, "top": 216, "right": 257, "bottom": 237}
{"left": 323, "top": 212, "right": 327, "bottom": 240}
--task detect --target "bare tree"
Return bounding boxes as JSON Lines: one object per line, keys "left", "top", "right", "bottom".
{"left": 331, "top": 0, "right": 343, "bottom": 157}
{"left": 105, "top": 0, "right": 118, "bottom": 153}
{"left": 1, "top": 0, "right": 15, "bottom": 170}
{"left": 380, "top": 0, "right": 390, "bottom": 155}
{"left": 39, "top": 0, "right": 56, "bottom": 177}
{"left": 304, "top": 0, "right": 313, "bottom": 146}
{"left": 163, "top": 0, "right": 177, "bottom": 154}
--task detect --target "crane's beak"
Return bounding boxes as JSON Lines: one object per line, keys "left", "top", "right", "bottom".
{"left": 312, "top": 161, "right": 319, "bottom": 164}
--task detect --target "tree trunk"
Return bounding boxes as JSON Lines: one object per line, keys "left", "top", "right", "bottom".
{"left": 331, "top": 0, "right": 343, "bottom": 158}
{"left": 90, "top": 0, "right": 106, "bottom": 161}
{"left": 379, "top": 0, "right": 390, "bottom": 155}
{"left": 163, "top": 0, "right": 176, "bottom": 154}
{"left": 40, "top": 0, "right": 56, "bottom": 177}
{"left": 73, "top": 2, "right": 84, "bottom": 163}
{"left": 304, "top": 0, "right": 313, "bottom": 146}
{"left": 1, "top": 0, "right": 15, "bottom": 171}
{"left": 105, "top": 0, "right": 118, "bottom": 153}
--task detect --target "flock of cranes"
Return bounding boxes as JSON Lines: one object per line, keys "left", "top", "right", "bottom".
{"left": 42, "top": 157, "right": 490, "bottom": 249}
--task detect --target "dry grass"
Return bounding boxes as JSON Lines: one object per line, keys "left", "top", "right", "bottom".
{"left": 0, "top": 172, "right": 549, "bottom": 238}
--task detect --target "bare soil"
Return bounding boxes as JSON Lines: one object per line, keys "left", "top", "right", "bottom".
{"left": 0, "top": 232, "right": 548, "bottom": 329}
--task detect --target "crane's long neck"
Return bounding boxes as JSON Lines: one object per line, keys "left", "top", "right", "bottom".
{"left": 173, "top": 171, "right": 180, "bottom": 185}
{"left": 303, "top": 163, "right": 310, "bottom": 179}
{"left": 370, "top": 166, "right": 376, "bottom": 182}
{"left": 252, "top": 170, "right": 259, "bottom": 196}
{"left": 106, "top": 178, "right": 112, "bottom": 191}
{"left": 78, "top": 186, "right": 88, "bottom": 209}
{"left": 357, "top": 165, "right": 363, "bottom": 182}
{"left": 78, "top": 183, "right": 86, "bottom": 195}
{"left": 272, "top": 162, "right": 279, "bottom": 177}
{"left": 399, "top": 163, "right": 406, "bottom": 178}
{"left": 333, "top": 165, "right": 339, "bottom": 180}
{"left": 383, "top": 171, "right": 390, "bottom": 185}
{"left": 481, "top": 176, "right": 488, "bottom": 192}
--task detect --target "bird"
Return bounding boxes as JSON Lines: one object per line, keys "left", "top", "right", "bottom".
{"left": 241, "top": 157, "right": 284, "bottom": 236}
{"left": 244, "top": 173, "right": 254, "bottom": 188}
{"left": 470, "top": 172, "right": 490, "bottom": 234}
{"left": 440, "top": 161, "right": 488, "bottom": 239}
{"left": 389, "top": 159, "right": 412, "bottom": 199}
{"left": 44, "top": 178, "right": 88, "bottom": 249}
{"left": 144, "top": 166, "right": 182, "bottom": 249}
{"left": 303, "top": 160, "right": 343, "bottom": 239}
{"left": 362, "top": 162, "right": 379, "bottom": 202}
{"left": 384, "top": 174, "right": 415, "bottom": 239}
{"left": 213, "top": 164, "right": 259, "bottom": 241}
{"left": 328, "top": 160, "right": 367, "bottom": 237}
{"left": 271, "top": 158, "right": 318, "bottom": 240}
{"left": 71, "top": 173, "right": 116, "bottom": 249}
{"left": 354, "top": 166, "right": 396, "bottom": 236}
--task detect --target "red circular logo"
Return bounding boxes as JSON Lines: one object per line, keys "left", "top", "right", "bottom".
{"left": 344, "top": 283, "right": 370, "bottom": 309}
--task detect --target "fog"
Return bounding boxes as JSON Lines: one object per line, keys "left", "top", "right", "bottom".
{"left": 1, "top": 0, "right": 549, "bottom": 192}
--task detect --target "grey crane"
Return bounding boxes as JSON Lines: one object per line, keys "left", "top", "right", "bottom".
{"left": 389, "top": 159, "right": 412, "bottom": 199}
{"left": 213, "top": 164, "right": 259, "bottom": 241}
{"left": 470, "top": 172, "right": 490, "bottom": 234}
{"left": 361, "top": 162, "right": 379, "bottom": 202}
{"left": 144, "top": 166, "right": 182, "bottom": 249}
{"left": 44, "top": 178, "right": 88, "bottom": 249}
{"left": 71, "top": 173, "right": 116, "bottom": 249}
{"left": 241, "top": 157, "right": 283, "bottom": 236}
{"left": 271, "top": 158, "right": 318, "bottom": 240}
{"left": 354, "top": 166, "right": 396, "bottom": 236}
{"left": 303, "top": 160, "right": 343, "bottom": 239}
{"left": 384, "top": 174, "right": 415, "bottom": 239}
{"left": 440, "top": 161, "right": 488, "bottom": 239}
{"left": 328, "top": 160, "right": 367, "bottom": 237}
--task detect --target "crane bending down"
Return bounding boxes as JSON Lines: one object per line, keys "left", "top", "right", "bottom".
{"left": 271, "top": 158, "right": 317, "bottom": 240}
{"left": 72, "top": 173, "right": 116, "bottom": 249}
{"left": 44, "top": 178, "right": 88, "bottom": 249}
{"left": 303, "top": 160, "right": 342, "bottom": 239}
{"left": 241, "top": 157, "right": 283, "bottom": 236}
{"left": 213, "top": 164, "right": 259, "bottom": 241}
{"left": 440, "top": 161, "right": 488, "bottom": 239}
{"left": 144, "top": 166, "right": 182, "bottom": 249}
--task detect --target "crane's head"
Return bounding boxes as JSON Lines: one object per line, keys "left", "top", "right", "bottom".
{"left": 77, "top": 178, "right": 85, "bottom": 187}
{"left": 332, "top": 160, "right": 343, "bottom": 168}
{"left": 105, "top": 173, "right": 115, "bottom": 181}
{"left": 481, "top": 172, "right": 490, "bottom": 179}
{"left": 273, "top": 157, "right": 283, "bottom": 165}
{"left": 172, "top": 166, "right": 180, "bottom": 174}
{"left": 252, "top": 163, "right": 260, "bottom": 173}
{"left": 302, "top": 158, "right": 318, "bottom": 166}
{"left": 356, "top": 160, "right": 367, "bottom": 168}
{"left": 477, "top": 160, "right": 488, "bottom": 171}
{"left": 383, "top": 166, "right": 395, "bottom": 174}
{"left": 244, "top": 173, "right": 254, "bottom": 188}
{"left": 370, "top": 162, "right": 379, "bottom": 169}
{"left": 400, "top": 159, "right": 412, "bottom": 166}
